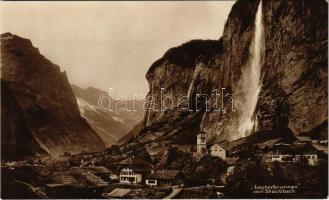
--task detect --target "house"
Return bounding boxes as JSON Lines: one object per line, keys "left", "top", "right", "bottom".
{"left": 260, "top": 144, "right": 320, "bottom": 166}
{"left": 197, "top": 132, "right": 207, "bottom": 154}
{"left": 118, "top": 157, "right": 151, "bottom": 184}
{"left": 145, "top": 170, "right": 182, "bottom": 187}
{"left": 120, "top": 167, "right": 142, "bottom": 184}
{"left": 227, "top": 166, "right": 235, "bottom": 177}
{"left": 209, "top": 144, "right": 226, "bottom": 160}
{"left": 311, "top": 143, "right": 328, "bottom": 154}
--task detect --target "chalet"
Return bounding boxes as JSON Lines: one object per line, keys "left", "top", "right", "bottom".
{"left": 145, "top": 170, "right": 182, "bottom": 187}
{"left": 197, "top": 132, "right": 207, "bottom": 154}
{"left": 209, "top": 144, "right": 226, "bottom": 160}
{"left": 118, "top": 157, "right": 151, "bottom": 184}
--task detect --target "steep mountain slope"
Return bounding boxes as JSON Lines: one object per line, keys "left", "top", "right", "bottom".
{"left": 124, "top": 0, "right": 327, "bottom": 154}
{"left": 71, "top": 85, "right": 144, "bottom": 146}
{"left": 1, "top": 33, "right": 105, "bottom": 160}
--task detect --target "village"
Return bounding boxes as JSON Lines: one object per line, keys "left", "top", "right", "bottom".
{"left": 1, "top": 129, "right": 328, "bottom": 199}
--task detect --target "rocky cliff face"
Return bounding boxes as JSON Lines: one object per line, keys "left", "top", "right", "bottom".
{"left": 258, "top": 0, "right": 328, "bottom": 134}
{"left": 125, "top": 0, "right": 327, "bottom": 151}
{"left": 71, "top": 84, "right": 144, "bottom": 146}
{"left": 1, "top": 33, "right": 105, "bottom": 160}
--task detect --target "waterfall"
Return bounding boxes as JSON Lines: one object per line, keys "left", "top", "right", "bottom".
{"left": 237, "top": 1, "right": 264, "bottom": 138}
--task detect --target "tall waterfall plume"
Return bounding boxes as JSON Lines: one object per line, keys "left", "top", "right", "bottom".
{"left": 236, "top": 1, "right": 265, "bottom": 138}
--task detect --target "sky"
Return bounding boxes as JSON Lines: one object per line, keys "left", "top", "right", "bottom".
{"left": 0, "top": 1, "right": 235, "bottom": 99}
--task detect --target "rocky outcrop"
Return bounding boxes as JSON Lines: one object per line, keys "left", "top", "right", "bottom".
{"left": 125, "top": 0, "right": 327, "bottom": 153}
{"left": 258, "top": 0, "right": 328, "bottom": 133}
{"left": 127, "top": 40, "right": 222, "bottom": 147}
{"left": 144, "top": 40, "right": 222, "bottom": 126}
{"left": 1, "top": 33, "right": 105, "bottom": 160}
{"left": 71, "top": 84, "right": 144, "bottom": 146}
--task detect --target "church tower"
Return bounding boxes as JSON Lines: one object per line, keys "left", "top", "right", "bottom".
{"left": 197, "top": 132, "right": 207, "bottom": 154}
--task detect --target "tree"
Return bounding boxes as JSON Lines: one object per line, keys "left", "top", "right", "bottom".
{"left": 132, "top": 145, "right": 152, "bottom": 163}
{"left": 225, "top": 160, "right": 271, "bottom": 198}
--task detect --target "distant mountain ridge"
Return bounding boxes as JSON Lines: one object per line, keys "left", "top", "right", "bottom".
{"left": 71, "top": 84, "right": 144, "bottom": 147}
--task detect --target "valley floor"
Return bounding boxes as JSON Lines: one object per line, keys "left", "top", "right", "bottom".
{"left": 1, "top": 149, "right": 327, "bottom": 199}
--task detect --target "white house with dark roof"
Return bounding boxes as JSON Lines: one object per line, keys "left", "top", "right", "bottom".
{"left": 209, "top": 144, "right": 226, "bottom": 160}
{"left": 118, "top": 157, "right": 151, "bottom": 184}
{"left": 195, "top": 132, "right": 228, "bottom": 160}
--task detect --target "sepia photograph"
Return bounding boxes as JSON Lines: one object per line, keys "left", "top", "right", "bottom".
{"left": 0, "top": 0, "right": 328, "bottom": 199}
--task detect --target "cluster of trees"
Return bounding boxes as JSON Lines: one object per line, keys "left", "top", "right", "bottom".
{"left": 225, "top": 160, "right": 328, "bottom": 198}
{"left": 160, "top": 147, "right": 227, "bottom": 186}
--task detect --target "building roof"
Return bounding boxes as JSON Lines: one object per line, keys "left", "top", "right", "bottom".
{"left": 146, "top": 170, "right": 180, "bottom": 180}
{"left": 105, "top": 188, "right": 131, "bottom": 198}
{"left": 257, "top": 138, "right": 282, "bottom": 149}
{"left": 210, "top": 143, "right": 225, "bottom": 149}
{"left": 311, "top": 143, "right": 328, "bottom": 152}
{"left": 296, "top": 136, "right": 312, "bottom": 142}
{"left": 119, "top": 157, "right": 150, "bottom": 166}
{"left": 217, "top": 141, "right": 233, "bottom": 151}
{"left": 87, "top": 166, "right": 112, "bottom": 174}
